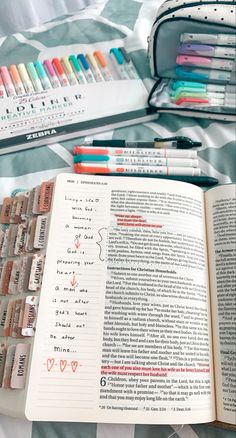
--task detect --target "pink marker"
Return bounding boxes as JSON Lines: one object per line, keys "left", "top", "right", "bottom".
{"left": 0, "top": 66, "right": 16, "bottom": 96}
{"left": 43, "top": 60, "right": 60, "bottom": 88}
{"left": 176, "top": 55, "right": 235, "bottom": 72}
{"left": 0, "top": 72, "right": 7, "bottom": 98}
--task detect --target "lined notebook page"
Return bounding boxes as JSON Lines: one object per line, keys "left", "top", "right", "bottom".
{"left": 26, "top": 174, "right": 110, "bottom": 420}
{"left": 25, "top": 173, "right": 214, "bottom": 424}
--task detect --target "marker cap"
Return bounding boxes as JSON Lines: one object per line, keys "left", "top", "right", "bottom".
{"left": 0, "top": 66, "right": 12, "bottom": 84}
{"left": 69, "top": 55, "right": 81, "bottom": 72}
{"left": 52, "top": 58, "right": 64, "bottom": 75}
{"left": 44, "top": 60, "right": 57, "bottom": 76}
{"left": 110, "top": 48, "right": 123, "bottom": 64}
{"left": 34, "top": 61, "right": 47, "bottom": 78}
{"left": 119, "top": 47, "right": 131, "bottom": 63}
{"left": 94, "top": 51, "right": 107, "bottom": 68}
{"left": 74, "top": 163, "right": 109, "bottom": 174}
{"left": 74, "top": 155, "right": 110, "bottom": 163}
{"left": 18, "top": 63, "right": 31, "bottom": 81}
{"left": 27, "top": 62, "right": 38, "bottom": 80}
{"left": 61, "top": 57, "right": 73, "bottom": 73}
{"left": 9, "top": 65, "right": 22, "bottom": 83}
{"left": 86, "top": 53, "right": 98, "bottom": 69}
{"left": 77, "top": 54, "right": 90, "bottom": 70}
{"left": 176, "top": 66, "right": 208, "bottom": 80}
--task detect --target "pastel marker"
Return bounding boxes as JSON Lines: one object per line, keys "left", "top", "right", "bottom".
{"left": 172, "top": 80, "right": 236, "bottom": 93}
{"left": 8, "top": 65, "right": 25, "bottom": 95}
{"left": 178, "top": 44, "right": 236, "bottom": 59}
{"left": 34, "top": 61, "right": 52, "bottom": 90}
{"left": 110, "top": 48, "right": 130, "bottom": 79}
{"left": 52, "top": 58, "right": 69, "bottom": 86}
{"left": 0, "top": 66, "right": 16, "bottom": 96}
{"left": 74, "top": 154, "right": 199, "bottom": 167}
{"left": 175, "top": 66, "right": 233, "bottom": 81}
{"left": 27, "top": 62, "right": 43, "bottom": 92}
{"left": 61, "top": 57, "right": 78, "bottom": 85}
{"left": 175, "top": 97, "right": 230, "bottom": 107}
{"left": 0, "top": 73, "right": 7, "bottom": 98}
{"left": 17, "top": 63, "right": 34, "bottom": 93}
{"left": 93, "top": 51, "right": 113, "bottom": 81}
{"left": 180, "top": 33, "right": 236, "bottom": 47}
{"left": 43, "top": 60, "right": 60, "bottom": 88}
{"left": 176, "top": 55, "right": 235, "bottom": 72}
{"left": 74, "top": 163, "right": 201, "bottom": 176}
{"left": 119, "top": 47, "right": 139, "bottom": 79}
{"left": 77, "top": 54, "right": 96, "bottom": 83}
{"left": 86, "top": 53, "right": 104, "bottom": 82}
{"left": 69, "top": 55, "right": 86, "bottom": 84}
{"left": 73, "top": 146, "right": 198, "bottom": 158}
{"left": 172, "top": 90, "right": 236, "bottom": 103}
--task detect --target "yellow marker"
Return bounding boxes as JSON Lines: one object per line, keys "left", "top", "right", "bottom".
{"left": 61, "top": 57, "right": 77, "bottom": 86}
{"left": 86, "top": 53, "right": 104, "bottom": 82}
{"left": 18, "top": 63, "right": 34, "bottom": 93}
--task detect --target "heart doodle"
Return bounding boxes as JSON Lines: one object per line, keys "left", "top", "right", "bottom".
{"left": 71, "top": 360, "right": 78, "bottom": 373}
{"left": 60, "top": 359, "right": 67, "bottom": 372}
{"left": 47, "top": 358, "right": 55, "bottom": 372}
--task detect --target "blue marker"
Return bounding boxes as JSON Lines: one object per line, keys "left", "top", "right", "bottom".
{"left": 77, "top": 54, "right": 95, "bottom": 83}
{"left": 34, "top": 61, "right": 52, "bottom": 90}
{"left": 175, "top": 66, "right": 232, "bottom": 82}
{"left": 110, "top": 48, "right": 130, "bottom": 80}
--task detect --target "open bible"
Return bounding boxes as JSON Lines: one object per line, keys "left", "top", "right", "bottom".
{"left": 0, "top": 173, "right": 235, "bottom": 427}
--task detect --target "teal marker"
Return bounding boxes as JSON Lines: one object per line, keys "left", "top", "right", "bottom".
{"left": 172, "top": 81, "right": 205, "bottom": 90}
{"left": 109, "top": 48, "right": 129, "bottom": 80}
{"left": 74, "top": 154, "right": 109, "bottom": 163}
{"left": 69, "top": 55, "right": 86, "bottom": 84}
{"left": 27, "top": 62, "right": 43, "bottom": 92}
{"left": 69, "top": 55, "right": 87, "bottom": 84}
{"left": 172, "top": 80, "right": 231, "bottom": 93}
{"left": 34, "top": 61, "right": 51, "bottom": 90}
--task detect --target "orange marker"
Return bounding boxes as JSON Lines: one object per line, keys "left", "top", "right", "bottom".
{"left": 52, "top": 58, "right": 69, "bottom": 86}
{"left": 93, "top": 51, "right": 113, "bottom": 81}
{"left": 9, "top": 65, "right": 25, "bottom": 95}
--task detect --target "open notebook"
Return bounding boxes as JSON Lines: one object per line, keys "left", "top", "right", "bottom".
{"left": 0, "top": 174, "right": 235, "bottom": 428}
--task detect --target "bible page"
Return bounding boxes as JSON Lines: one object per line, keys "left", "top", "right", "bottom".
{"left": 25, "top": 173, "right": 215, "bottom": 423}
{"left": 205, "top": 184, "right": 236, "bottom": 425}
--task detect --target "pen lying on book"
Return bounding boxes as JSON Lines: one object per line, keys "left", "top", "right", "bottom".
{"left": 73, "top": 146, "right": 198, "bottom": 158}
{"left": 74, "top": 154, "right": 199, "bottom": 167}
{"left": 74, "top": 163, "right": 201, "bottom": 176}
{"left": 79, "top": 136, "right": 202, "bottom": 149}
{"left": 102, "top": 174, "right": 219, "bottom": 187}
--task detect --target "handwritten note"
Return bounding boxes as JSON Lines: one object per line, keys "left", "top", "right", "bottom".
{"left": 26, "top": 175, "right": 110, "bottom": 417}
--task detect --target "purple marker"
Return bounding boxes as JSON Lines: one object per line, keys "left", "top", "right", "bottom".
{"left": 178, "top": 43, "right": 236, "bottom": 60}
{"left": 43, "top": 60, "right": 60, "bottom": 88}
